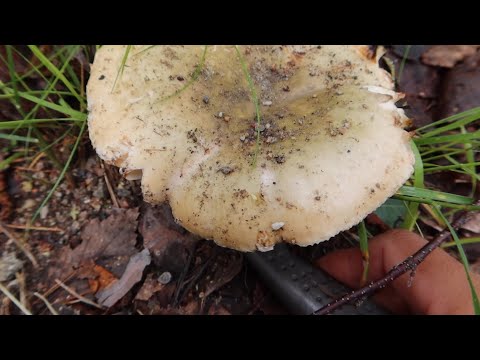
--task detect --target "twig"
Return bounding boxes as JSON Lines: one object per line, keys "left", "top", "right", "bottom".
{"left": 28, "top": 151, "right": 45, "bottom": 170}
{"left": 55, "top": 279, "right": 104, "bottom": 310}
{"left": 16, "top": 271, "right": 30, "bottom": 313}
{"left": 315, "top": 207, "right": 476, "bottom": 315}
{"left": 100, "top": 161, "right": 119, "bottom": 208}
{"left": 172, "top": 247, "right": 197, "bottom": 306}
{"left": 5, "top": 224, "right": 64, "bottom": 232}
{"left": 41, "top": 270, "right": 77, "bottom": 299}
{"left": 0, "top": 221, "right": 39, "bottom": 268}
{"left": 0, "top": 282, "right": 32, "bottom": 315}
{"left": 33, "top": 292, "right": 58, "bottom": 315}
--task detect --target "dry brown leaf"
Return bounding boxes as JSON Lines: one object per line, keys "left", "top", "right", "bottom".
{"left": 135, "top": 273, "right": 165, "bottom": 301}
{"left": 51, "top": 207, "right": 140, "bottom": 279}
{"left": 139, "top": 203, "right": 198, "bottom": 273}
{"left": 73, "top": 207, "right": 139, "bottom": 264}
{"left": 421, "top": 45, "right": 480, "bottom": 68}
{"left": 78, "top": 260, "right": 117, "bottom": 293}
{"left": 156, "top": 300, "right": 199, "bottom": 315}
{"left": 96, "top": 249, "right": 151, "bottom": 307}
{"left": 461, "top": 213, "right": 480, "bottom": 234}
{"left": 202, "top": 252, "right": 243, "bottom": 298}
{"left": 207, "top": 304, "right": 231, "bottom": 315}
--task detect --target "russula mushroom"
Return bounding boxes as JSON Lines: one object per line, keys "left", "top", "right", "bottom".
{"left": 87, "top": 45, "right": 414, "bottom": 252}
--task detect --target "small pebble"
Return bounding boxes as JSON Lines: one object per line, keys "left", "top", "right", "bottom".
{"left": 203, "top": 96, "right": 210, "bottom": 104}
{"left": 218, "top": 166, "right": 234, "bottom": 175}
{"left": 255, "top": 124, "right": 265, "bottom": 132}
{"left": 272, "top": 222, "right": 285, "bottom": 231}
{"left": 40, "top": 205, "right": 49, "bottom": 220}
{"left": 262, "top": 100, "right": 273, "bottom": 106}
{"left": 158, "top": 272, "right": 172, "bottom": 285}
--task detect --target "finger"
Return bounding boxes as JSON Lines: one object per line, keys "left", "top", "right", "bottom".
{"left": 316, "top": 229, "right": 480, "bottom": 314}
{"left": 315, "top": 239, "right": 410, "bottom": 314}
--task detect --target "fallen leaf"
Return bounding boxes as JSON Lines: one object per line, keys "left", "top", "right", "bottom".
{"left": 55, "top": 208, "right": 140, "bottom": 277}
{"left": 421, "top": 45, "right": 480, "bottom": 68}
{"left": 207, "top": 304, "right": 231, "bottom": 315}
{"left": 437, "top": 51, "right": 480, "bottom": 118}
{"left": 386, "top": 47, "right": 441, "bottom": 128}
{"left": 156, "top": 300, "right": 199, "bottom": 315}
{"left": 139, "top": 203, "right": 198, "bottom": 273}
{"left": 462, "top": 213, "right": 480, "bottom": 234}
{"left": 96, "top": 249, "right": 151, "bottom": 307}
{"left": 0, "top": 251, "right": 23, "bottom": 282}
{"left": 78, "top": 260, "right": 117, "bottom": 293}
{"left": 74, "top": 207, "right": 139, "bottom": 264}
{"left": 135, "top": 273, "right": 165, "bottom": 301}
{"left": 202, "top": 251, "right": 243, "bottom": 299}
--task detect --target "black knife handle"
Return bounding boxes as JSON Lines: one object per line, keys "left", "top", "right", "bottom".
{"left": 246, "top": 243, "right": 390, "bottom": 315}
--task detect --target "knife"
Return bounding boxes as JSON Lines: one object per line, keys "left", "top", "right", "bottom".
{"left": 246, "top": 243, "right": 390, "bottom": 315}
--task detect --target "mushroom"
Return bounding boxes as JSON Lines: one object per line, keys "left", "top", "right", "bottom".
{"left": 87, "top": 45, "right": 414, "bottom": 252}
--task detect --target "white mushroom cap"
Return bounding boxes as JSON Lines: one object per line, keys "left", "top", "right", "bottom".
{"left": 87, "top": 45, "right": 414, "bottom": 252}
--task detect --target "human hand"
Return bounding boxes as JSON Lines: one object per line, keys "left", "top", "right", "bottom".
{"left": 316, "top": 229, "right": 480, "bottom": 315}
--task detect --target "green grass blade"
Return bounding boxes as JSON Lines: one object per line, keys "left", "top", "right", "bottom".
{"left": 415, "top": 132, "right": 480, "bottom": 146}
{"left": 12, "top": 91, "right": 87, "bottom": 120}
{"left": 418, "top": 111, "right": 480, "bottom": 138}
{"left": 403, "top": 141, "right": 424, "bottom": 230}
{"left": 398, "top": 186, "right": 474, "bottom": 205}
{"left": 28, "top": 45, "right": 84, "bottom": 106}
{"left": 31, "top": 121, "right": 86, "bottom": 223}
{"left": 416, "top": 107, "right": 480, "bottom": 133}
{"left": 111, "top": 45, "right": 132, "bottom": 92}
{"left": 462, "top": 126, "right": 477, "bottom": 195}
{"left": 397, "top": 45, "right": 411, "bottom": 83}
{"left": 442, "top": 237, "right": 480, "bottom": 249}
{"left": 158, "top": 46, "right": 208, "bottom": 103}
{"left": 358, "top": 221, "right": 369, "bottom": 285}
{"left": 0, "top": 118, "right": 81, "bottom": 130}
{"left": 0, "top": 133, "right": 38, "bottom": 143}
{"left": 0, "top": 152, "right": 22, "bottom": 170}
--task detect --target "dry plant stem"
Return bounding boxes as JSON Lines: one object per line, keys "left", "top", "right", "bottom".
{"left": 33, "top": 292, "right": 59, "bottom": 315}
{"left": 55, "top": 279, "right": 104, "bottom": 310}
{"left": 16, "top": 271, "right": 30, "bottom": 312}
{"left": 42, "top": 270, "right": 77, "bottom": 298}
{"left": 5, "top": 224, "right": 64, "bottom": 232}
{"left": 315, "top": 208, "right": 475, "bottom": 315}
{"left": 0, "top": 222, "right": 39, "bottom": 268}
{"left": 0, "top": 282, "right": 32, "bottom": 315}
{"left": 100, "top": 161, "right": 119, "bottom": 208}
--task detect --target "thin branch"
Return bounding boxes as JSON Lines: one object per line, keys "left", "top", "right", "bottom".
{"left": 315, "top": 206, "right": 476, "bottom": 315}
{"left": 42, "top": 270, "right": 77, "bottom": 298}
{"left": 55, "top": 279, "right": 104, "bottom": 310}
{"left": 5, "top": 224, "right": 64, "bottom": 232}
{"left": 33, "top": 292, "right": 59, "bottom": 315}
{"left": 100, "top": 161, "right": 119, "bottom": 208}
{"left": 0, "top": 282, "right": 32, "bottom": 315}
{"left": 16, "top": 271, "right": 30, "bottom": 313}
{"left": 0, "top": 221, "right": 39, "bottom": 268}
